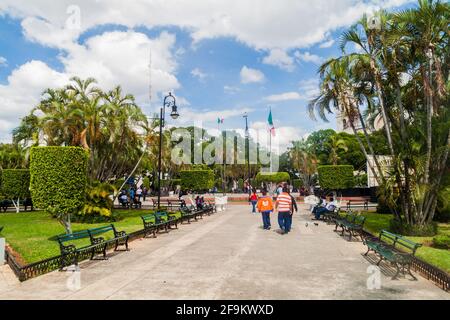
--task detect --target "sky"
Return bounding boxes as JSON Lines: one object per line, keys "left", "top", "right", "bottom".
{"left": 0, "top": 0, "right": 416, "bottom": 152}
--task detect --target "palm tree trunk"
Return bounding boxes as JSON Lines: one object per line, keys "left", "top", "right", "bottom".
{"left": 349, "top": 98, "right": 385, "bottom": 184}
{"left": 367, "top": 34, "right": 395, "bottom": 157}
{"left": 424, "top": 51, "right": 434, "bottom": 185}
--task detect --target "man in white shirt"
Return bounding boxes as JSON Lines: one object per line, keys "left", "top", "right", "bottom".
{"left": 313, "top": 197, "right": 337, "bottom": 220}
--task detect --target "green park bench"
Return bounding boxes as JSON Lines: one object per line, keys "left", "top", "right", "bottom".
{"left": 57, "top": 224, "right": 129, "bottom": 269}
{"left": 334, "top": 212, "right": 366, "bottom": 240}
{"left": 180, "top": 206, "right": 201, "bottom": 223}
{"left": 323, "top": 207, "right": 341, "bottom": 224}
{"left": 203, "top": 201, "right": 216, "bottom": 215}
{"left": 141, "top": 213, "right": 168, "bottom": 237}
{"left": 364, "top": 230, "right": 422, "bottom": 280}
{"left": 334, "top": 213, "right": 356, "bottom": 233}
{"left": 341, "top": 215, "right": 366, "bottom": 240}
{"left": 155, "top": 211, "right": 179, "bottom": 230}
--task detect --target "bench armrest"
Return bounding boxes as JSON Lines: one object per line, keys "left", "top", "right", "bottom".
{"left": 115, "top": 230, "right": 128, "bottom": 238}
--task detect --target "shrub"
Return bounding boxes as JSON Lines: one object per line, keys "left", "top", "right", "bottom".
{"left": 389, "top": 219, "right": 437, "bottom": 237}
{"left": 0, "top": 169, "right": 30, "bottom": 199}
{"left": 180, "top": 170, "right": 214, "bottom": 191}
{"left": 30, "top": 146, "right": 88, "bottom": 233}
{"left": 81, "top": 182, "right": 115, "bottom": 221}
{"left": 255, "top": 172, "right": 290, "bottom": 184}
{"left": 432, "top": 235, "right": 450, "bottom": 250}
{"left": 318, "top": 165, "right": 354, "bottom": 190}
{"left": 355, "top": 174, "right": 368, "bottom": 187}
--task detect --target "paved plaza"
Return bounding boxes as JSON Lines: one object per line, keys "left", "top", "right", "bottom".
{"left": 0, "top": 205, "right": 448, "bottom": 300}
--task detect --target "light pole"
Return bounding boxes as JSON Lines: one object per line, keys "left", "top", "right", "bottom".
{"left": 243, "top": 113, "right": 251, "bottom": 194}
{"left": 156, "top": 92, "right": 179, "bottom": 209}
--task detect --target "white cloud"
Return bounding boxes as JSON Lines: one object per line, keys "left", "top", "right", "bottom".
{"left": 0, "top": 31, "right": 180, "bottom": 141}
{"left": 319, "top": 39, "right": 335, "bottom": 48}
{"left": 176, "top": 106, "right": 254, "bottom": 125}
{"left": 224, "top": 85, "right": 240, "bottom": 95}
{"left": 0, "top": 60, "right": 69, "bottom": 138}
{"left": 240, "top": 66, "right": 265, "bottom": 84}
{"left": 264, "top": 92, "right": 302, "bottom": 102}
{"left": 0, "top": 56, "right": 8, "bottom": 67}
{"left": 250, "top": 121, "right": 305, "bottom": 152}
{"left": 294, "top": 51, "right": 324, "bottom": 65}
{"left": 0, "top": 0, "right": 413, "bottom": 51}
{"left": 262, "top": 48, "right": 295, "bottom": 72}
{"left": 191, "top": 68, "right": 207, "bottom": 81}
{"left": 299, "top": 78, "right": 320, "bottom": 100}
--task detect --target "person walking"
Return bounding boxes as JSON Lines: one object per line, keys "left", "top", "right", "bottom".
{"left": 249, "top": 190, "right": 258, "bottom": 214}
{"left": 257, "top": 189, "right": 274, "bottom": 230}
{"left": 275, "top": 186, "right": 292, "bottom": 234}
{"left": 287, "top": 189, "right": 298, "bottom": 233}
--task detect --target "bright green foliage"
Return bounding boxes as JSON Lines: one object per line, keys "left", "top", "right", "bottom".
{"left": 30, "top": 147, "right": 88, "bottom": 220}
{"left": 180, "top": 170, "right": 214, "bottom": 191}
{"left": 432, "top": 235, "right": 450, "bottom": 250}
{"left": 355, "top": 174, "right": 368, "bottom": 187}
{"left": 292, "top": 179, "right": 303, "bottom": 189}
{"left": 255, "top": 172, "right": 290, "bottom": 184}
{"left": 81, "top": 182, "right": 115, "bottom": 220}
{"left": 142, "top": 177, "right": 151, "bottom": 189}
{"left": 318, "top": 165, "right": 354, "bottom": 190}
{"left": 0, "top": 169, "right": 30, "bottom": 199}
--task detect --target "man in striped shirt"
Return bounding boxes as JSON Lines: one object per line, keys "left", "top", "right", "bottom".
{"left": 275, "top": 187, "right": 293, "bottom": 234}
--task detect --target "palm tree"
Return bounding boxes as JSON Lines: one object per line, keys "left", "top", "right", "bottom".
{"left": 326, "top": 135, "right": 348, "bottom": 165}
{"left": 288, "top": 140, "right": 318, "bottom": 192}
{"left": 309, "top": 57, "right": 385, "bottom": 187}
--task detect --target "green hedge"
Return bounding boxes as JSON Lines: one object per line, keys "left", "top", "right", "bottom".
{"left": 255, "top": 172, "right": 290, "bottom": 184}
{"left": 318, "top": 165, "right": 354, "bottom": 190}
{"left": 0, "top": 169, "right": 30, "bottom": 199}
{"left": 180, "top": 170, "right": 214, "bottom": 191}
{"left": 30, "top": 147, "right": 88, "bottom": 218}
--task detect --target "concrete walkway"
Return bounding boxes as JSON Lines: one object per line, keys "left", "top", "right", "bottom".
{"left": 0, "top": 205, "right": 448, "bottom": 299}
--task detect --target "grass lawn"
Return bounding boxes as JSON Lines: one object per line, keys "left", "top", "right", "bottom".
{"left": 0, "top": 210, "right": 150, "bottom": 264}
{"left": 360, "top": 212, "right": 450, "bottom": 274}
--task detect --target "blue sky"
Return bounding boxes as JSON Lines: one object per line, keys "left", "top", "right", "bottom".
{"left": 0, "top": 0, "right": 415, "bottom": 150}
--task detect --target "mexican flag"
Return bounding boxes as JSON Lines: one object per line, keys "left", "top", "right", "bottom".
{"left": 268, "top": 110, "right": 275, "bottom": 137}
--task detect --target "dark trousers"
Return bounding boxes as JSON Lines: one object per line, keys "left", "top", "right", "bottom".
{"left": 251, "top": 200, "right": 257, "bottom": 213}
{"left": 261, "top": 211, "right": 271, "bottom": 229}
{"left": 314, "top": 207, "right": 330, "bottom": 219}
{"left": 278, "top": 211, "right": 291, "bottom": 232}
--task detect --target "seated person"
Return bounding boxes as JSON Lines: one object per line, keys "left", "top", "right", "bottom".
{"left": 313, "top": 197, "right": 337, "bottom": 220}
{"left": 119, "top": 192, "right": 129, "bottom": 207}
{"left": 311, "top": 195, "right": 326, "bottom": 213}
{"left": 132, "top": 195, "right": 142, "bottom": 208}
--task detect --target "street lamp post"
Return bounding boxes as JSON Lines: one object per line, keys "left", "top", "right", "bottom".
{"left": 156, "top": 92, "right": 179, "bottom": 209}
{"left": 243, "top": 113, "right": 251, "bottom": 194}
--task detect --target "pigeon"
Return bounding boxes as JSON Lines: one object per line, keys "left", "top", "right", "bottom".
{"left": 314, "top": 222, "right": 319, "bottom": 226}
{"left": 305, "top": 223, "right": 309, "bottom": 227}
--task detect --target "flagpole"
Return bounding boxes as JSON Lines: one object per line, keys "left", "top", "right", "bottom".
{"left": 269, "top": 107, "right": 272, "bottom": 173}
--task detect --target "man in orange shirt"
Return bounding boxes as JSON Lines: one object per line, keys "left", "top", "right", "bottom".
{"left": 257, "top": 189, "right": 274, "bottom": 230}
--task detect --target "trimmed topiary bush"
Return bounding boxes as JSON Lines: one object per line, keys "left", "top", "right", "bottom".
{"left": 30, "top": 146, "right": 88, "bottom": 234}
{"left": 0, "top": 169, "right": 30, "bottom": 212}
{"left": 318, "top": 165, "right": 354, "bottom": 190}
{"left": 180, "top": 170, "right": 214, "bottom": 192}
{"left": 255, "top": 172, "right": 290, "bottom": 184}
